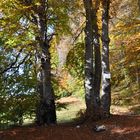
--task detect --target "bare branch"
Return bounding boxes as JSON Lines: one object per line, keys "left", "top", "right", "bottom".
{"left": 12, "top": 53, "right": 30, "bottom": 69}
{"left": 0, "top": 48, "right": 23, "bottom": 74}
{"left": 72, "top": 21, "right": 85, "bottom": 44}
{"left": 0, "top": 50, "right": 30, "bottom": 74}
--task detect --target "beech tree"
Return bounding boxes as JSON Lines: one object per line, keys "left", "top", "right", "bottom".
{"left": 83, "top": 0, "right": 94, "bottom": 118}
{"left": 30, "top": 0, "right": 57, "bottom": 125}
{"left": 0, "top": 0, "right": 73, "bottom": 125}
{"left": 83, "top": 0, "right": 112, "bottom": 119}
{"left": 101, "top": 0, "right": 111, "bottom": 117}
{"left": 91, "top": 0, "right": 102, "bottom": 118}
{"left": 83, "top": 0, "right": 102, "bottom": 120}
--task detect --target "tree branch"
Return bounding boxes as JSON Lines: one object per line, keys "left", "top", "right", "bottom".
{"left": 0, "top": 48, "right": 23, "bottom": 74}
{"left": 12, "top": 53, "right": 30, "bottom": 69}
{"left": 0, "top": 50, "right": 30, "bottom": 74}
{"left": 72, "top": 21, "right": 85, "bottom": 44}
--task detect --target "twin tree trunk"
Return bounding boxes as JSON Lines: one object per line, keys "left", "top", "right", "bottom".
{"left": 83, "top": 0, "right": 101, "bottom": 120}
{"left": 84, "top": 0, "right": 111, "bottom": 120}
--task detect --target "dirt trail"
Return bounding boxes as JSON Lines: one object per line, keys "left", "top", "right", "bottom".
{"left": 0, "top": 115, "right": 140, "bottom": 140}
{"left": 1, "top": 97, "right": 140, "bottom": 140}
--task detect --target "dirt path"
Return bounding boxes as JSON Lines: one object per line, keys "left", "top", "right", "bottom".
{"left": 1, "top": 97, "right": 140, "bottom": 140}
{"left": 0, "top": 115, "right": 140, "bottom": 140}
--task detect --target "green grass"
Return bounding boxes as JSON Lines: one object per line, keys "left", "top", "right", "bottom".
{"left": 57, "top": 99, "right": 86, "bottom": 123}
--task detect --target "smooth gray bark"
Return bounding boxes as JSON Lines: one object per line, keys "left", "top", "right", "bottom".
{"left": 91, "top": 6, "right": 101, "bottom": 115}
{"left": 35, "top": 0, "right": 56, "bottom": 125}
{"left": 101, "top": 0, "right": 111, "bottom": 117}
{"left": 83, "top": 0, "right": 102, "bottom": 119}
{"left": 83, "top": 0, "right": 94, "bottom": 117}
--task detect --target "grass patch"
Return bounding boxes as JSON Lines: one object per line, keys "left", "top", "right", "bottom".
{"left": 57, "top": 98, "right": 85, "bottom": 123}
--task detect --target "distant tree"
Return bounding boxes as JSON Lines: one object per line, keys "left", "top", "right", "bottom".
{"left": 110, "top": 0, "right": 140, "bottom": 90}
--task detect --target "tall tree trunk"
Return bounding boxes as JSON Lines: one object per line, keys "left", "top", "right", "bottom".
{"left": 101, "top": 0, "right": 111, "bottom": 117}
{"left": 91, "top": 5, "right": 101, "bottom": 116}
{"left": 36, "top": 0, "right": 56, "bottom": 125}
{"left": 36, "top": 42, "right": 56, "bottom": 126}
{"left": 83, "top": 0, "right": 94, "bottom": 118}
{"left": 83, "top": 0, "right": 101, "bottom": 120}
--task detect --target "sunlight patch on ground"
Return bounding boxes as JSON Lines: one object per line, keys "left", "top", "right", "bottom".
{"left": 56, "top": 96, "right": 86, "bottom": 123}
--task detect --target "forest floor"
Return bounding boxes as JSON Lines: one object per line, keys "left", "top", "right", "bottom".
{"left": 0, "top": 96, "right": 140, "bottom": 140}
